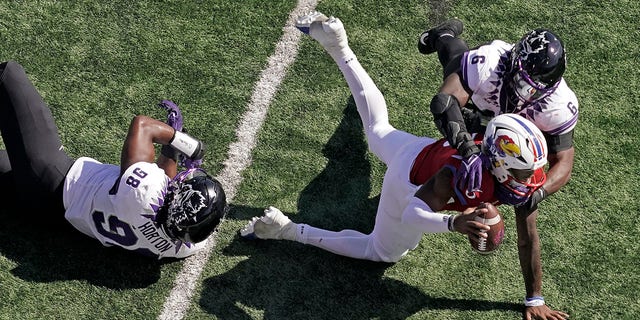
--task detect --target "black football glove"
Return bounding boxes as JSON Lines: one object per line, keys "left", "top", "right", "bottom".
{"left": 516, "top": 187, "right": 547, "bottom": 212}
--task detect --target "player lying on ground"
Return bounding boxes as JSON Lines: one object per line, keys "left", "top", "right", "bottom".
{"left": 239, "top": 12, "right": 568, "bottom": 320}
{"left": 0, "top": 61, "right": 227, "bottom": 259}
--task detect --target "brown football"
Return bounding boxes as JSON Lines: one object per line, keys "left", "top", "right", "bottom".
{"left": 468, "top": 202, "right": 505, "bottom": 254}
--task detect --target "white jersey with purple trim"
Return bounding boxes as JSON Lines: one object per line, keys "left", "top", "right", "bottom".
{"left": 63, "top": 157, "right": 205, "bottom": 259}
{"left": 460, "top": 40, "right": 579, "bottom": 136}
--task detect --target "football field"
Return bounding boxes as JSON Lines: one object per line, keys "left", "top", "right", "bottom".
{"left": 1, "top": 1, "right": 639, "bottom": 319}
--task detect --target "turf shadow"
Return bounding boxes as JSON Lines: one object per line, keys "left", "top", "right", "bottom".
{"left": 212, "top": 101, "right": 522, "bottom": 318}
{"left": 295, "top": 97, "right": 377, "bottom": 233}
{"left": 0, "top": 197, "right": 164, "bottom": 289}
{"left": 205, "top": 207, "right": 522, "bottom": 319}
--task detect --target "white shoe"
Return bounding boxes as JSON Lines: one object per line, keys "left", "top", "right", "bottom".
{"left": 295, "top": 11, "right": 349, "bottom": 56}
{"left": 240, "top": 206, "right": 297, "bottom": 240}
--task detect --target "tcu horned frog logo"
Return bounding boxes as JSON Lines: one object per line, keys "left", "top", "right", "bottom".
{"left": 519, "top": 30, "right": 550, "bottom": 63}
{"left": 167, "top": 183, "right": 207, "bottom": 225}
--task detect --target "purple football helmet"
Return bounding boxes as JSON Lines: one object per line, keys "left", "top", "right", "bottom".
{"left": 509, "top": 29, "right": 566, "bottom": 103}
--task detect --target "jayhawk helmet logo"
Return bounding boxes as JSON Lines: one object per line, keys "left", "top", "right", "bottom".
{"left": 495, "top": 135, "right": 522, "bottom": 158}
{"left": 486, "top": 134, "right": 525, "bottom": 166}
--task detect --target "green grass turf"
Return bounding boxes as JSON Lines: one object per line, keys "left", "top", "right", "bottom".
{"left": 1, "top": 0, "right": 639, "bottom": 319}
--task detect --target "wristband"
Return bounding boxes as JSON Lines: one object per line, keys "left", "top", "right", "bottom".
{"left": 447, "top": 214, "right": 456, "bottom": 232}
{"left": 524, "top": 296, "right": 545, "bottom": 307}
{"left": 169, "top": 130, "right": 201, "bottom": 159}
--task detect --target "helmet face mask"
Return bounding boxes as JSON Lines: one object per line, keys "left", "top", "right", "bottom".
{"left": 509, "top": 29, "right": 566, "bottom": 104}
{"left": 160, "top": 168, "right": 227, "bottom": 243}
{"left": 482, "top": 114, "right": 548, "bottom": 198}
{"left": 496, "top": 167, "right": 546, "bottom": 197}
{"left": 512, "top": 59, "right": 560, "bottom": 103}
{"left": 508, "top": 168, "right": 533, "bottom": 181}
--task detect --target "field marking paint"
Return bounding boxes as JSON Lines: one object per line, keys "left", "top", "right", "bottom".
{"left": 158, "top": 1, "right": 318, "bottom": 319}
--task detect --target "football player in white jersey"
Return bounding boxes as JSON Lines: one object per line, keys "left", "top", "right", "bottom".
{"left": 418, "top": 20, "right": 573, "bottom": 319}
{"left": 0, "top": 61, "right": 227, "bottom": 259}
{"left": 419, "top": 20, "right": 577, "bottom": 208}
{"left": 240, "top": 12, "right": 567, "bottom": 320}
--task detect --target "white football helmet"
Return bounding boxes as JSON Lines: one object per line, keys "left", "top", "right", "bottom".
{"left": 482, "top": 114, "right": 548, "bottom": 196}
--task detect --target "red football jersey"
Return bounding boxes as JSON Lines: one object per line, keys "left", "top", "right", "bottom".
{"left": 409, "top": 137, "right": 499, "bottom": 212}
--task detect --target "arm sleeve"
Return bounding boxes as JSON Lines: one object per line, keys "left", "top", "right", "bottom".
{"left": 544, "top": 130, "right": 574, "bottom": 153}
{"left": 401, "top": 196, "right": 453, "bottom": 233}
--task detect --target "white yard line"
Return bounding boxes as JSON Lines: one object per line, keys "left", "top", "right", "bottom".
{"left": 157, "top": 1, "right": 318, "bottom": 319}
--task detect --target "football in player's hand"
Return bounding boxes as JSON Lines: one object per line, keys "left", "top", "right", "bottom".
{"left": 469, "top": 202, "right": 505, "bottom": 254}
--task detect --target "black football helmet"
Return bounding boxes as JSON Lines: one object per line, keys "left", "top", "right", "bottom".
{"left": 158, "top": 168, "right": 227, "bottom": 243}
{"left": 508, "top": 29, "right": 566, "bottom": 103}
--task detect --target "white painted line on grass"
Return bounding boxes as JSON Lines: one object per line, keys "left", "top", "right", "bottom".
{"left": 158, "top": 1, "right": 318, "bottom": 319}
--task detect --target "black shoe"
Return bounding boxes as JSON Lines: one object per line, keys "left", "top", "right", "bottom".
{"left": 417, "top": 19, "right": 464, "bottom": 54}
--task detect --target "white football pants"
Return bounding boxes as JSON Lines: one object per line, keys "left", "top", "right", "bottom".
{"left": 295, "top": 52, "right": 435, "bottom": 262}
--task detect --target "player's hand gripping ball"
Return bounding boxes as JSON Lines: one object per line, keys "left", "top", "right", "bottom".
{"left": 469, "top": 202, "right": 505, "bottom": 254}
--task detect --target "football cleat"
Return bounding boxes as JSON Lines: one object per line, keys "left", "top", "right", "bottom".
{"left": 417, "top": 18, "right": 464, "bottom": 54}
{"left": 295, "top": 11, "right": 328, "bottom": 35}
{"left": 295, "top": 11, "right": 348, "bottom": 54}
{"left": 240, "top": 206, "right": 297, "bottom": 241}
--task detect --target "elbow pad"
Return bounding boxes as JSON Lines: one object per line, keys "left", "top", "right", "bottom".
{"left": 430, "top": 93, "right": 479, "bottom": 157}
{"left": 401, "top": 197, "right": 453, "bottom": 233}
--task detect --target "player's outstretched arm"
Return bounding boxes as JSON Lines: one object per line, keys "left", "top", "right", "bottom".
{"left": 515, "top": 208, "right": 569, "bottom": 320}
{"left": 430, "top": 73, "right": 483, "bottom": 194}
{"left": 543, "top": 147, "right": 574, "bottom": 195}
{"left": 155, "top": 100, "right": 185, "bottom": 178}
{"left": 517, "top": 146, "right": 575, "bottom": 213}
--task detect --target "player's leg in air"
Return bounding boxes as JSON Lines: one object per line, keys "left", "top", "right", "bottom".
{"left": 296, "top": 11, "right": 420, "bottom": 166}
{"left": 240, "top": 12, "right": 423, "bottom": 262}
{"left": 417, "top": 20, "right": 487, "bottom": 132}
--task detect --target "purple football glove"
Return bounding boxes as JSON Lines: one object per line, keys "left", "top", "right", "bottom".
{"left": 454, "top": 153, "right": 487, "bottom": 194}
{"left": 179, "top": 155, "right": 203, "bottom": 169}
{"left": 158, "top": 100, "right": 183, "bottom": 132}
{"left": 495, "top": 183, "right": 531, "bottom": 206}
